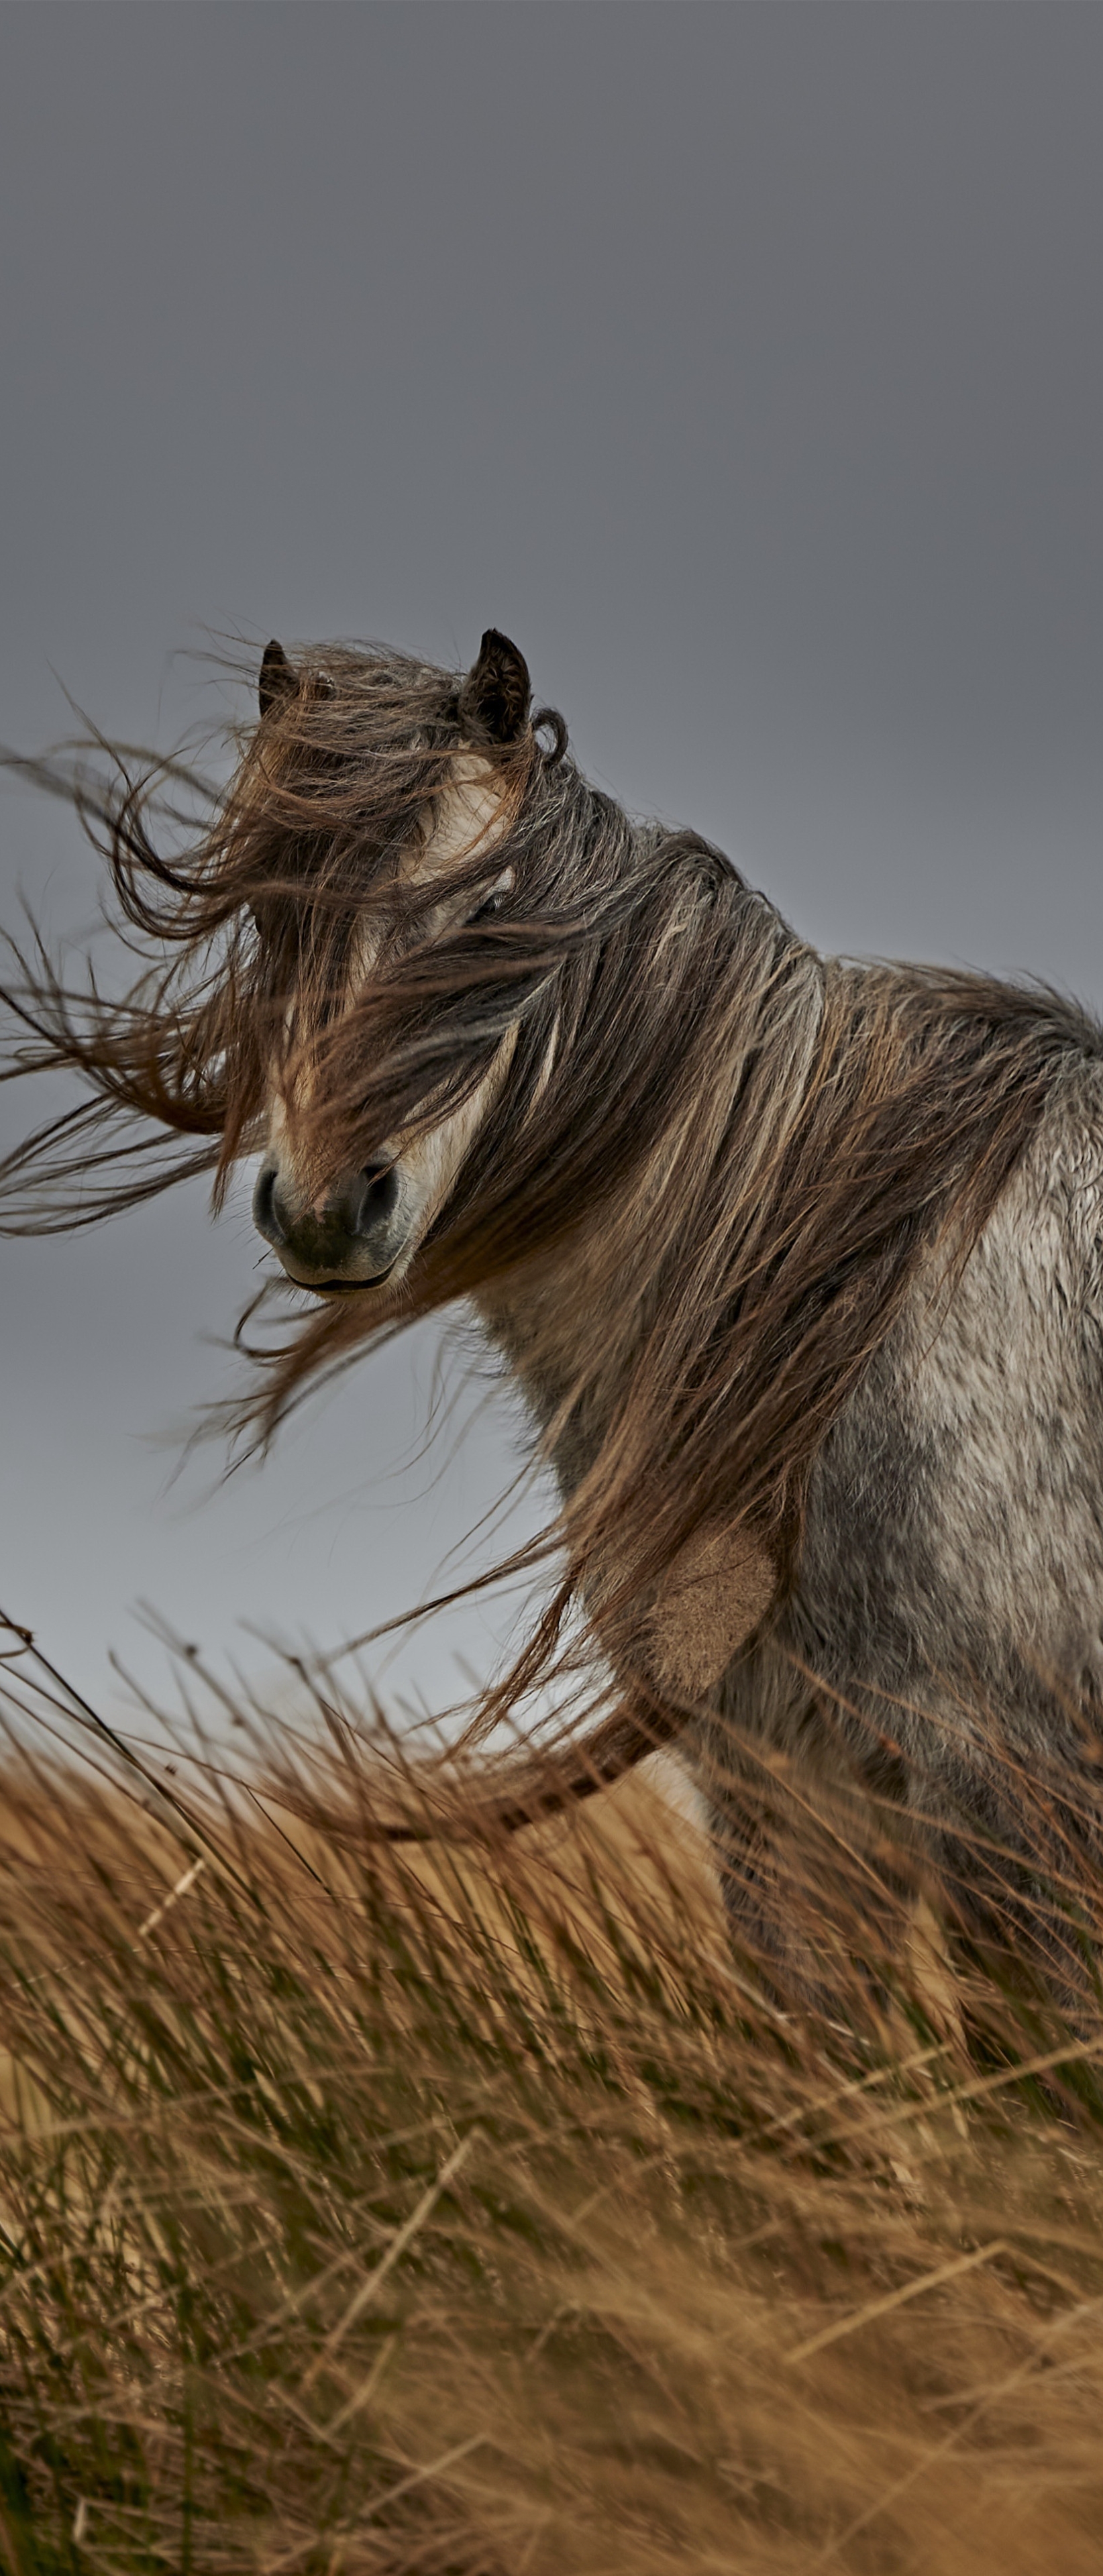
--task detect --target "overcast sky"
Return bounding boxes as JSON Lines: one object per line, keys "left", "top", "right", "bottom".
{"left": 2, "top": 1, "right": 1102, "bottom": 1736}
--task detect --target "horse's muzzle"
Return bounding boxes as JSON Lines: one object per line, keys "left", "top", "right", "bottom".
{"left": 252, "top": 1159, "right": 410, "bottom": 1289}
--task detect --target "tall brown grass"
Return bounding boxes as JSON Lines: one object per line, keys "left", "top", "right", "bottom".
{"left": 1, "top": 1644, "right": 1103, "bottom": 2574}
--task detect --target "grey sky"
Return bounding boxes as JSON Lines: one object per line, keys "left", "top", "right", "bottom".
{"left": 2, "top": 1, "right": 1102, "bottom": 1727}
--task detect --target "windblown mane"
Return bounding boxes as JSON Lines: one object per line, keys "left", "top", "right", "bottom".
{"left": 2, "top": 640, "right": 1096, "bottom": 1807}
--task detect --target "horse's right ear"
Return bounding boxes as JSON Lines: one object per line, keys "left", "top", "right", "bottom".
{"left": 258, "top": 639, "right": 298, "bottom": 718}
{"left": 458, "top": 629, "right": 531, "bottom": 746}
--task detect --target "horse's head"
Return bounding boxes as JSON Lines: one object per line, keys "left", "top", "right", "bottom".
{"left": 242, "top": 629, "right": 547, "bottom": 1298}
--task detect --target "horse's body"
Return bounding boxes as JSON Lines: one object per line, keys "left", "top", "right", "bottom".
{"left": 710, "top": 1072, "right": 1103, "bottom": 1982}
{"left": 5, "top": 626, "right": 1103, "bottom": 1992}
{"left": 481, "top": 1036, "right": 1103, "bottom": 1988}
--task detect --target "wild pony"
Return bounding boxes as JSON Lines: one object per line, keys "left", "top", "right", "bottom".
{"left": 4, "top": 626, "right": 1103, "bottom": 2003}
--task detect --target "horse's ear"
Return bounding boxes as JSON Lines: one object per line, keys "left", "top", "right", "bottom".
{"left": 458, "top": 629, "right": 531, "bottom": 746}
{"left": 258, "top": 638, "right": 299, "bottom": 718}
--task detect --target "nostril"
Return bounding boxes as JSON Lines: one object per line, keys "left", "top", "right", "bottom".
{"left": 252, "top": 1163, "right": 288, "bottom": 1248}
{"left": 356, "top": 1163, "right": 401, "bottom": 1232}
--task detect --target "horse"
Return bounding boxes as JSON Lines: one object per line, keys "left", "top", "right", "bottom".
{"left": 5, "top": 625, "right": 1103, "bottom": 2007}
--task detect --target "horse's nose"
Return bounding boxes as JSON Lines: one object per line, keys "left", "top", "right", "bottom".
{"left": 252, "top": 1159, "right": 403, "bottom": 1283}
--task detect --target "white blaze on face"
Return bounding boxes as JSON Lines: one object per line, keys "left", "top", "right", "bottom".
{"left": 264, "top": 750, "right": 519, "bottom": 1281}
{"left": 415, "top": 752, "right": 512, "bottom": 880}
{"left": 395, "top": 752, "right": 518, "bottom": 1238}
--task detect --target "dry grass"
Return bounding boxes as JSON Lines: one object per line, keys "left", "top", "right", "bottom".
{"left": 1, "top": 1664, "right": 1103, "bottom": 2573}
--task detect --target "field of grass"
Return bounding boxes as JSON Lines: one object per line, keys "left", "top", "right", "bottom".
{"left": 1, "top": 1647, "right": 1103, "bottom": 2574}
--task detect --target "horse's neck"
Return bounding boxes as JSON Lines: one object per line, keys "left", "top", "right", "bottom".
{"left": 474, "top": 861, "right": 820, "bottom": 1501}
{"left": 472, "top": 872, "right": 798, "bottom": 1498}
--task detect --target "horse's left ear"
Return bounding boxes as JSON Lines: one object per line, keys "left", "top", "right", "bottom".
{"left": 458, "top": 629, "right": 531, "bottom": 746}
{"left": 258, "top": 638, "right": 299, "bottom": 718}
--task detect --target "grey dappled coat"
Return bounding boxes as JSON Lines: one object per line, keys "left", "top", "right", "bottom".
{"left": 703, "top": 1057, "right": 1103, "bottom": 1976}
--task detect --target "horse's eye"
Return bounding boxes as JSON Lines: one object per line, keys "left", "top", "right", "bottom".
{"left": 468, "top": 890, "right": 504, "bottom": 926}
{"left": 466, "top": 869, "right": 514, "bottom": 928}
